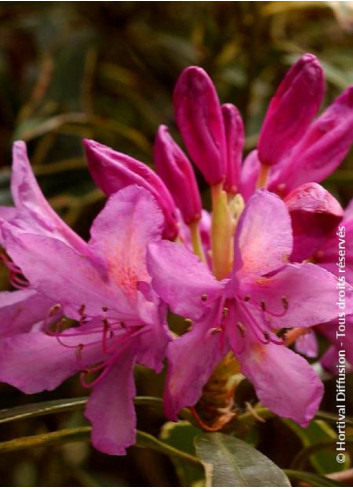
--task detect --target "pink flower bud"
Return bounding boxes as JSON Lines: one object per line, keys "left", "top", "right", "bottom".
{"left": 222, "top": 104, "right": 244, "bottom": 194}
{"left": 173, "top": 66, "right": 226, "bottom": 185}
{"left": 154, "top": 125, "right": 202, "bottom": 224}
{"left": 284, "top": 182, "right": 343, "bottom": 262}
{"left": 83, "top": 139, "right": 179, "bottom": 240}
{"left": 258, "top": 54, "right": 324, "bottom": 167}
{"left": 270, "top": 86, "right": 353, "bottom": 194}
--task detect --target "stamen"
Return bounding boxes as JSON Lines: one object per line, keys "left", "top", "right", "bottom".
{"left": 260, "top": 300, "right": 266, "bottom": 311}
{"left": 201, "top": 294, "right": 208, "bottom": 302}
{"left": 236, "top": 322, "right": 246, "bottom": 338}
{"left": 222, "top": 307, "right": 229, "bottom": 319}
{"left": 102, "top": 306, "right": 108, "bottom": 312}
{"left": 210, "top": 327, "right": 222, "bottom": 335}
{"left": 244, "top": 295, "right": 250, "bottom": 302}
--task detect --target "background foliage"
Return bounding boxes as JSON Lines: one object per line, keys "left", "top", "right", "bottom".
{"left": 0, "top": 1, "right": 352, "bottom": 486}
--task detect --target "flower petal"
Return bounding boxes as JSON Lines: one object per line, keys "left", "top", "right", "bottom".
{"left": 0, "top": 330, "right": 102, "bottom": 394}
{"left": 236, "top": 330, "right": 323, "bottom": 426}
{"left": 245, "top": 263, "right": 353, "bottom": 329}
{"left": 11, "top": 141, "right": 88, "bottom": 252}
{"left": 85, "top": 349, "right": 136, "bottom": 455}
{"left": 147, "top": 240, "right": 223, "bottom": 320}
{"left": 233, "top": 190, "right": 292, "bottom": 279}
{"left": 1, "top": 223, "right": 135, "bottom": 320}
{"left": 0, "top": 289, "right": 53, "bottom": 337}
{"left": 164, "top": 305, "right": 228, "bottom": 420}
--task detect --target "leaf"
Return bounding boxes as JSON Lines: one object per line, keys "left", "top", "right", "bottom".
{"left": 284, "top": 419, "right": 351, "bottom": 473}
{"left": 160, "top": 421, "right": 204, "bottom": 486}
{"left": 0, "top": 397, "right": 88, "bottom": 424}
{"left": 195, "top": 432, "right": 290, "bottom": 487}
{"left": 0, "top": 427, "right": 92, "bottom": 453}
{"left": 285, "top": 469, "right": 344, "bottom": 487}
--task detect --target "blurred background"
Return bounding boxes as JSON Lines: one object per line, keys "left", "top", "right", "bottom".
{"left": 0, "top": 1, "right": 352, "bottom": 486}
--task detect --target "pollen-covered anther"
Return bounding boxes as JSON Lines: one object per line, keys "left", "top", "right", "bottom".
{"left": 184, "top": 318, "right": 193, "bottom": 326}
{"left": 236, "top": 322, "right": 246, "bottom": 337}
{"left": 281, "top": 296, "right": 289, "bottom": 310}
{"left": 201, "top": 294, "right": 208, "bottom": 302}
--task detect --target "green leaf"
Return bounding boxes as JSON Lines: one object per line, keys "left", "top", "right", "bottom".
{"left": 160, "top": 421, "right": 204, "bottom": 486}
{"left": 0, "top": 427, "right": 92, "bottom": 453}
{"left": 195, "top": 432, "right": 290, "bottom": 487}
{"left": 285, "top": 470, "right": 344, "bottom": 487}
{"left": 0, "top": 396, "right": 166, "bottom": 425}
{"left": 285, "top": 419, "right": 351, "bottom": 473}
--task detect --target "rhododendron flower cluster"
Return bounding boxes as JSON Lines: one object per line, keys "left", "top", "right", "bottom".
{"left": 0, "top": 53, "right": 352, "bottom": 456}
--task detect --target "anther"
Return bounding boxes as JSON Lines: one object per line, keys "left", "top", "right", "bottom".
{"left": 102, "top": 306, "right": 108, "bottom": 312}
{"left": 260, "top": 300, "right": 266, "bottom": 311}
{"left": 75, "top": 344, "right": 84, "bottom": 361}
{"left": 281, "top": 296, "right": 289, "bottom": 310}
{"left": 210, "top": 327, "right": 222, "bottom": 335}
{"left": 263, "top": 331, "right": 270, "bottom": 341}
{"left": 201, "top": 294, "right": 208, "bottom": 302}
{"left": 236, "top": 322, "right": 246, "bottom": 338}
{"left": 120, "top": 321, "right": 126, "bottom": 328}
{"left": 184, "top": 318, "right": 193, "bottom": 326}
{"left": 49, "top": 304, "right": 61, "bottom": 317}
{"left": 222, "top": 307, "right": 229, "bottom": 319}
{"left": 79, "top": 304, "right": 86, "bottom": 316}
{"left": 244, "top": 295, "right": 250, "bottom": 302}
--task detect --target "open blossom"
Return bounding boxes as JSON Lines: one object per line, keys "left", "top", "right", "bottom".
{"left": 147, "top": 190, "right": 353, "bottom": 426}
{"left": 0, "top": 143, "right": 170, "bottom": 455}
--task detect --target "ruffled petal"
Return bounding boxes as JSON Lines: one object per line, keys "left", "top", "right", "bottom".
{"left": 164, "top": 305, "right": 228, "bottom": 420}
{"left": 85, "top": 349, "right": 137, "bottom": 455}
{"left": 147, "top": 240, "right": 223, "bottom": 320}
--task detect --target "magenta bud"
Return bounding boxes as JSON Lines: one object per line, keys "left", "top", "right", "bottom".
{"left": 284, "top": 182, "right": 343, "bottom": 262}
{"left": 258, "top": 53, "right": 325, "bottom": 167}
{"left": 270, "top": 86, "right": 353, "bottom": 194}
{"left": 83, "top": 139, "right": 179, "bottom": 240}
{"left": 154, "top": 125, "right": 202, "bottom": 224}
{"left": 222, "top": 103, "right": 244, "bottom": 194}
{"left": 173, "top": 66, "right": 226, "bottom": 185}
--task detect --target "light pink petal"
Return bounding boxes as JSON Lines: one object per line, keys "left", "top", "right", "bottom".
{"left": 173, "top": 66, "right": 226, "bottom": 185}
{"left": 85, "top": 349, "right": 136, "bottom": 455}
{"left": 89, "top": 186, "right": 163, "bottom": 306}
{"left": 236, "top": 330, "right": 323, "bottom": 427}
{"left": 147, "top": 240, "right": 223, "bottom": 320}
{"left": 245, "top": 263, "right": 353, "bottom": 329}
{"left": 1, "top": 223, "right": 136, "bottom": 321}
{"left": 233, "top": 190, "right": 292, "bottom": 279}
{"left": 164, "top": 305, "right": 228, "bottom": 420}
{"left": 0, "top": 289, "right": 53, "bottom": 337}
{"left": 11, "top": 141, "right": 88, "bottom": 252}
{"left": 0, "top": 330, "right": 102, "bottom": 394}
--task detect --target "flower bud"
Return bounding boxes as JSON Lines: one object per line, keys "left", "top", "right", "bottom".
{"left": 284, "top": 182, "right": 343, "bottom": 262}
{"left": 173, "top": 66, "right": 226, "bottom": 185}
{"left": 270, "top": 86, "right": 353, "bottom": 194}
{"left": 154, "top": 125, "right": 202, "bottom": 224}
{"left": 258, "top": 54, "right": 324, "bottom": 167}
{"left": 222, "top": 104, "right": 244, "bottom": 195}
{"left": 83, "top": 139, "right": 179, "bottom": 240}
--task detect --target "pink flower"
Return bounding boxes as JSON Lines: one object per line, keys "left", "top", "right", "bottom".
{"left": 0, "top": 142, "right": 170, "bottom": 455}
{"left": 147, "top": 190, "right": 353, "bottom": 426}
